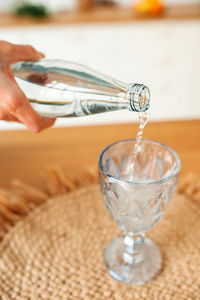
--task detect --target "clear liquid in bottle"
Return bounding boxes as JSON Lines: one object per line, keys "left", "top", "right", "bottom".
{"left": 13, "top": 59, "right": 150, "bottom": 118}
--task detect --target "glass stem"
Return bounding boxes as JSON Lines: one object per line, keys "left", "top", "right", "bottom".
{"left": 123, "top": 233, "right": 145, "bottom": 264}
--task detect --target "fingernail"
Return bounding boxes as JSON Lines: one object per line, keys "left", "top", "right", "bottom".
{"left": 45, "top": 118, "right": 56, "bottom": 128}
{"left": 36, "top": 52, "right": 45, "bottom": 59}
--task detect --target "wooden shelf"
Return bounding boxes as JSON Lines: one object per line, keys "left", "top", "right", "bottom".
{"left": 0, "top": 4, "right": 199, "bottom": 27}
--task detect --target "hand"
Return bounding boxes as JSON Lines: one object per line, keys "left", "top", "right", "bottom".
{"left": 0, "top": 41, "right": 56, "bottom": 132}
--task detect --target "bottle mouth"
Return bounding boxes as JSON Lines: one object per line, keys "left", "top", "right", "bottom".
{"left": 128, "top": 84, "right": 150, "bottom": 112}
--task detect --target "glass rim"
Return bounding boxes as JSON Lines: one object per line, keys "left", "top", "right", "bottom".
{"left": 99, "top": 138, "right": 181, "bottom": 185}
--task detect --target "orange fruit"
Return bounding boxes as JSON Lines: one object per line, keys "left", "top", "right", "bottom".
{"left": 135, "top": 0, "right": 163, "bottom": 15}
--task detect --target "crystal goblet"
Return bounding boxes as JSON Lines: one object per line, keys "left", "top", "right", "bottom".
{"left": 99, "top": 139, "right": 181, "bottom": 285}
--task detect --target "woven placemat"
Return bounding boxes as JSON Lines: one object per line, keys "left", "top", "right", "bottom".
{"left": 0, "top": 171, "right": 199, "bottom": 299}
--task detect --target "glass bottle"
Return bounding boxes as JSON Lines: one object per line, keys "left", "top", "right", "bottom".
{"left": 12, "top": 59, "right": 150, "bottom": 118}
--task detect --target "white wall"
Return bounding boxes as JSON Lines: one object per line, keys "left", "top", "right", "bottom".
{"left": 0, "top": 20, "right": 200, "bottom": 130}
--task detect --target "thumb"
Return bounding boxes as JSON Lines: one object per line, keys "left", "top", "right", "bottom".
{"left": 4, "top": 43, "right": 45, "bottom": 79}
{"left": 8, "top": 43, "right": 45, "bottom": 64}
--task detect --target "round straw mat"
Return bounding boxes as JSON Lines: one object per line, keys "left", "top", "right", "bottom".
{"left": 0, "top": 185, "right": 199, "bottom": 300}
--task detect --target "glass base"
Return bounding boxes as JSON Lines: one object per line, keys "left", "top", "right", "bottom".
{"left": 104, "top": 236, "right": 162, "bottom": 285}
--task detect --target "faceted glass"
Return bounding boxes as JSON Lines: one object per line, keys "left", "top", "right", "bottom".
{"left": 99, "top": 139, "right": 181, "bottom": 284}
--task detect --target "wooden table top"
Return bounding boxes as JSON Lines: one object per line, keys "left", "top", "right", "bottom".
{"left": 0, "top": 119, "right": 199, "bottom": 189}
{"left": 0, "top": 4, "right": 199, "bottom": 28}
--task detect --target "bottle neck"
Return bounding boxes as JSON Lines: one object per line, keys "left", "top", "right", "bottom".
{"left": 126, "top": 83, "right": 150, "bottom": 112}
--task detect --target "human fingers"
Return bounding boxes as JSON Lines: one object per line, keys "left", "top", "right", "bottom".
{"left": 9, "top": 43, "right": 44, "bottom": 64}
{"left": 0, "top": 110, "right": 21, "bottom": 122}
{"left": 6, "top": 92, "right": 55, "bottom": 132}
{"left": 0, "top": 108, "right": 21, "bottom": 123}
{"left": 0, "top": 41, "right": 44, "bottom": 65}
{"left": 12, "top": 99, "right": 56, "bottom": 133}
{"left": 1, "top": 103, "right": 55, "bottom": 131}
{"left": 8, "top": 44, "right": 44, "bottom": 80}
{"left": 0, "top": 72, "right": 55, "bottom": 132}
{"left": 0, "top": 111, "right": 55, "bottom": 131}
{"left": 0, "top": 41, "right": 45, "bottom": 80}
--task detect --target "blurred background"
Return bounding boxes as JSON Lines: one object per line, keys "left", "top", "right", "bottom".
{"left": 0, "top": 0, "right": 200, "bottom": 130}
